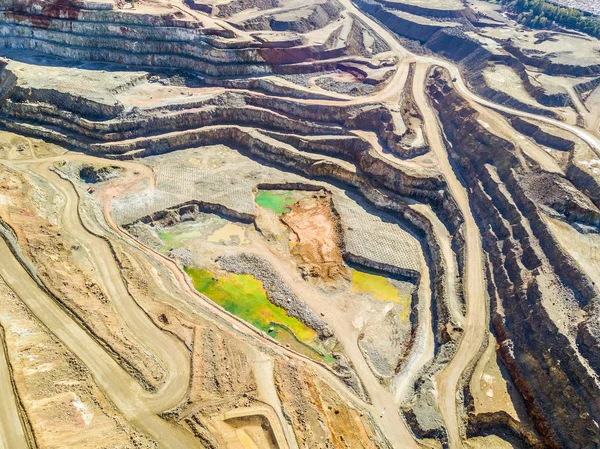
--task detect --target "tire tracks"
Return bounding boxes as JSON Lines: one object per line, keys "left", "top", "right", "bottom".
{"left": 0, "top": 160, "right": 205, "bottom": 449}
{"left": 412, "top": 63, "right": 487, "bottom": 449}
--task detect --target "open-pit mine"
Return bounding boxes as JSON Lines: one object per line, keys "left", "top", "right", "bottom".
{"left": 0, "top": 0, "right": 600, "bottom": 448}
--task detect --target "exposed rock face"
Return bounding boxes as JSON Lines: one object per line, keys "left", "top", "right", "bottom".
{"left": 0, "top": 0, "right": 367, "bottom": 80}
{"left": 575, "top": 76, "right": 600, "bottom": 98}
{"left": 0, "top": 58, "right": 16, "bottom": 99}
{"left": 242, "top": 0, "right": 343, "bottom": 33}
{"left": 79, "top": 163, "right": 122, "bottom": 183}
{"left": 0, "top": 62, "right": 451, "bottom": 219}
{"left": 274, "top": 358, "right": 392, "bottom": 449}
{"left": 353, "top": 0, "right": 587, "bottom": 118}
{"left": 502, "top": 41, "right": 600, "bottom": 77}
{"left": 0, "top": 31, "right": 466, "bottom": 430}
{"left": 427, "top": 67, "right": 600, "bottom": 448}
{"left": 358, "top": 304, "right": 411, "bottom": 381}
{"left": 567, "top": 161, "right": 600, "bottom": 209}
{"left": 518, "top": 171, "right": 600, "bottom": 229}
{"left": 124, "top": 199, "right": 256, "bottom": 226}
{"left": 509, "top": 117, "right": 575, "bottom": 152}
{"left": 354, "top": 0, "right": 464, "bottom": 43}
{"left": 467, "top": 411, "right": 544, "bottom": 448}
{"left": 370, "top": 0, "right": 474, "bottom": 19}
{"left": 426, "top": 30, "right": 569, "bottom": 117}
{"left": 578, "top": 314, "right": 600, "bottom": 376}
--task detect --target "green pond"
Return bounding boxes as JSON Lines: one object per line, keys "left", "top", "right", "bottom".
{"left": 185, "top": 267, "right": 334, "bottom": 363}
{"left": 254, "top": 190, "right": 306, "bottom": 215}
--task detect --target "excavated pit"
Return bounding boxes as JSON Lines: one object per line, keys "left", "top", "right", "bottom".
{"left": 0, "top": 0, "right": 599, "bottom": 448}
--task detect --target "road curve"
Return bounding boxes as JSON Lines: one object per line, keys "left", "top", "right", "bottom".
{"left": 96, "top": 163, "right": 425, "bottom": 448}
{"left": 0, "top": 234, "right": 204, "bottom": 449}
{"left": 412, "top": 63, "right": 487, "bottom": 449}
{"left": 0, "top": 158, "right": 204, "bottom": 449}
{"left": 3, "top": 2, "right": 593, "bottom": 445}
{"left": 32, "top": 164, "right": 193, "bottom": 413}
{"left": 417, "top": 56, "right": 600, "bottom": 158}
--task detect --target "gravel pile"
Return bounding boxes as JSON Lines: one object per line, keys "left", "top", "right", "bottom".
{"left": 315, "top": 76, "right": 374, "bottom": 96}
{"left": 277, "top": 71, "right": 335, "bottom": 87}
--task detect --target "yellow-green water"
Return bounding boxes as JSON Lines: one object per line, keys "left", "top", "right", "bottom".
{"left": 185, "top": 267, "right": 334, "bottom": 363}
{"left": 254, "top": 190, "right": 304, "bottom": 215}
{"left": 351, "top": 268, "right": 412, "bottom": 321}
{"left": 158, "top": 229, "right": 205, "bottom": 249}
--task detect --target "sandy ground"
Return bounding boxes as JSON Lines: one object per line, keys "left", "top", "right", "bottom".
{"left": 281, "top": 192, "right": 348, "bottom": 282}
{"left": 470, "top": 335, "right": 519, "bottom": 420}
{"left": 0, "top": 153, "right": 204, "bottom": 448}
{"left": 0, "top": 329, "right": 29, "bottom": 449}
{"left": 92, "top": 156, "right": 414, "bottom": 447}
{"left": 546, "top": 216, "right": 600, "bottom": 289}
{"left": 0, "top": 230, "right": 202, "bottom": 449}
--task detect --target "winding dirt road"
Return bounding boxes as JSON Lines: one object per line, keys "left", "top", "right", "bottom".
{"left": 97, "top": 162, "right": 424, "bottom": 448}
{"left": 412, "top": 63, "right": 487, "bottom": 449}
{"left": 35, "top": 164, "right": 193, "bottom": 413}
{"left": 421, "top": 57, "right": 600, "bottom": 157}
{"left": 0, "top": 155, "right": 204, "bottom": 449}
{"left": 0, "top": 234, "right": 204, "bottom": 449}
{"left": 1, "top": 1, "right": 597, "bottom": 447}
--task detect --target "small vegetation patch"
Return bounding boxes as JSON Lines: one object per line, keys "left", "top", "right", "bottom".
{"left": 498, "top": 0, "right": 600, "bottom": 37}
{"left": 158, "top": 229, "right": 204, "bottom": 250}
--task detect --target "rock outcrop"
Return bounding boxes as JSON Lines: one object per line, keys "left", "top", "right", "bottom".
{"left": 427, "top": 67, "right": 600, "bottom": 448}
{"left": 0, "top": 0, "right": 369, "bottom": 80}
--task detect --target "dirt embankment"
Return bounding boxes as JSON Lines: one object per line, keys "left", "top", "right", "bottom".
{"left": 424, "top": 30, "right": 570, "bottom": 117}
{"left": 508, "top": 117, "right": 574, "bottom": 152}
{"left": 112, "top": 198, "right": 392, "bottom": 449}
{"left": 274, "top": 358, "right": 392, "bottom": 449}
{"left": 164, "top": 325, "right": 260, "bottom": 448}
{"left": 0, "top": 165, "right": 166, "bottom": 391}
{"left": 427, "top": 67, "right": 600, "bottom": 448}
{"left": 0, "top": 271, "right": 157, "bottom": 449}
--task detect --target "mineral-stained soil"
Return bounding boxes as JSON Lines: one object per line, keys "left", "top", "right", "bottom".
{"left": 165, "top": 325, "right": 260, "bottom": 448}
{"left": 280, "top": 190, "right": 348, "bottom": 282}
{"left": 274, "top": 358, "right": 392, "bottom": 449}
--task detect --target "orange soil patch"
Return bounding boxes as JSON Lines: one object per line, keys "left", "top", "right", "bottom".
{"left": 280, "top": 191, "right": 348, "bottom": 282}
{"left": 274, "top": 358, "right": 387, "bottom": 449}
